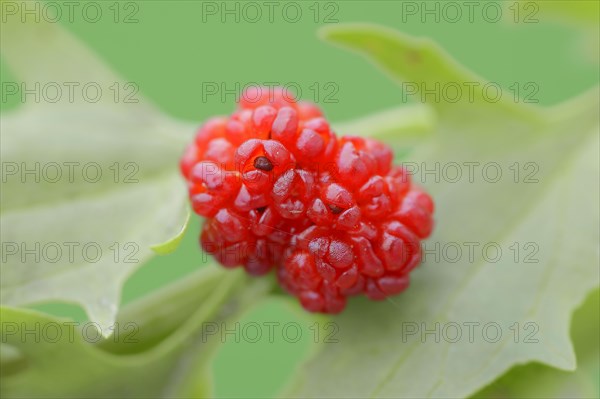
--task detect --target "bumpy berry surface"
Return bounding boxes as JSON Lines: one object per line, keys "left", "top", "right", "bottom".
{"left": 181, "top": 86, "right": 434, "bottom": 313}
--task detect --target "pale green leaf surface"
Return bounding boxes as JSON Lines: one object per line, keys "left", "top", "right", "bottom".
{"left": 504, "top": 1, "right": 599, "bottom": 64}
{"left": 285, "top": 24, "right": 600, "bottom": 398}
{"left": 474, "top": 289, "right": 600, "bottom": 399}
{"left": 333, "top": 103, "right": 435, "bottom": 139}
{"left": 333, "top": 103, "right": 436, "bottom": 159}
{"left": 0, "top": 5, "right": 193, "bottom": 335}
{"left": 0, "top": 267, "right": 270, "bottom": 398}
{"left": 150, "top": 206, "right": 191, "bottom": 255}
{"left": 514, "top": 0, "right": 600, "bottom": 27}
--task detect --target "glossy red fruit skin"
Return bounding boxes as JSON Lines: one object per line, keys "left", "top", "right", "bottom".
{"left": 181, "top": 117, "right": 230, "bottom": 179}
{"left": 238, "top": 86, "right": 297, "bottom": 110}
{"left": 235, "top": 139, "right": 295, "bottom": 193}
{"left": 295, "top": 117, "right": 338, "bottom": 168}
{"left": 271, "top": 169, "right": 316, "bottom": 219}
{"left": 307, "top": 183, "right": 361, "bottom": 231}
{"left": 334, "top": 138, "right": 378, "bottom": 190}
{"left": 271, "top": 106, "right": 299, "bottom": 145}
{"left": 357, "top": 176, "right": 393, "bottom": 219}
{"left": 393, "top": 189, "right": 435, "bottom": 239}
{"left": 297, "top": 101, "right": 323, "bottom": 120}
{"left": 181, "top": 86, "right": 435, "bottom": 314}
{"left": 279, "top": 228, "right": 362, "bottom": 314}
{"left": 189, "top": 161, "right": 241, "bottom": 217}
{"left": 200, "top": 209, "right": 282, "bottom": 276}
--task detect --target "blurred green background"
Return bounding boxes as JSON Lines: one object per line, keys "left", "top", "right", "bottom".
{"left": 2, "top": 1, "right": 598, "bottom": 397}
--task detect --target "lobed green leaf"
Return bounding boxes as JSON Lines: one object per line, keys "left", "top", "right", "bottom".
{"left": 0, "top": 1, "right": 193, "bottom": 335}
{"left": 285, "top": 24, "right": 600, "bottom": 398}
{"left": 0, "top": 267, "right": 271, "bottom": 398}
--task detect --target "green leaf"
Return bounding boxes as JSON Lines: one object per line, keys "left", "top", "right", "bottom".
{"left": 514, "top": 0, "right": 600, "bottom": 26}
{"left": 504, "top": 1, "right": 599, "bottom": 64}
{"left": 333, "top": 103, "right": 435, "bottom": 159}
{"left": 0, "top": 2, "right": 193, "bottom": 335}
{"left": 473, "top": 289, "right": 600, "bottom": 399}
{"left": 285, "top": 24, "right": 600, "bottom": 398}
{"left": 0, "top": 267, "right": 271, "bottom": 398}
{"left": 150, "top": 207, "right": 191, "bottom": 255}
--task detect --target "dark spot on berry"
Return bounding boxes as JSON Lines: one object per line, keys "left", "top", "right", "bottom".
{"left": 254, "top": 156, "right": 274, "bottom": 171}
{"left": 256, "top": 206, "right": 267, "bottom": 213}
{"left": 328, "top": 204, "right": 344, "bottom": 214}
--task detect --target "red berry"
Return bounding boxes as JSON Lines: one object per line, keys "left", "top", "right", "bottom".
{"left": 378, "top": 221, "right": 422, "bottom": 273}
{"left": 358, "top": 176, "right": 393, "bottom": 219}
{"left": 235, "top": 139, "right": 295, "bottom": 193}
{"left": 233, "top": 184, "right": 269, "bottom": 212}
{"left": 249, "top": 206, "right": 280, "bottom": 236}
{"left": 307, "top": 183, "right": 361, "bottom": 231}
{"left": 334, "top": 138, "right": 378, "bottom": 189}
{"left": 295, "top": 118, "right": 337, "bottom": 168}
{"left": 189, "top": 161, "right": 240, "bottom": 217}
{"left": 271, "top": 106, "right": 299, "bottom": 144}
{"left": 238, "top": 86, "right": 296, "bottom": 110}
{"left": 194, "top": 117, "right": 228, "bottom": 148}
{"left": 180, "top": 143, "right": 200, "bottom": 180}
{"left": 181, "top": 87, "right": 435, "bottom": 314}
{"left": 271, "top": 169, "right": 315, "bottom": 219}
{"left": 393, "top": 190, "right": 435, "bottom": 239}
{"left": 297, "top": 101, "right": 323, "bottom": 120}
{"left": 252, "top": 105, "right": 278, "bottom": 138}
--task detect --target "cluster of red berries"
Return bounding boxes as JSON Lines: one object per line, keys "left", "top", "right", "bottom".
{"left": 180, "top": 87, "right": 434, "bottom": 313}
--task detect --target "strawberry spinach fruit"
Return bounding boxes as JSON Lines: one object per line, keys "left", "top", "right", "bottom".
{"left": 181, "top": 87, "right": 434, "bottom": 313}
{"left": 1, "top": 8, "right": 598, "bottom": 398}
